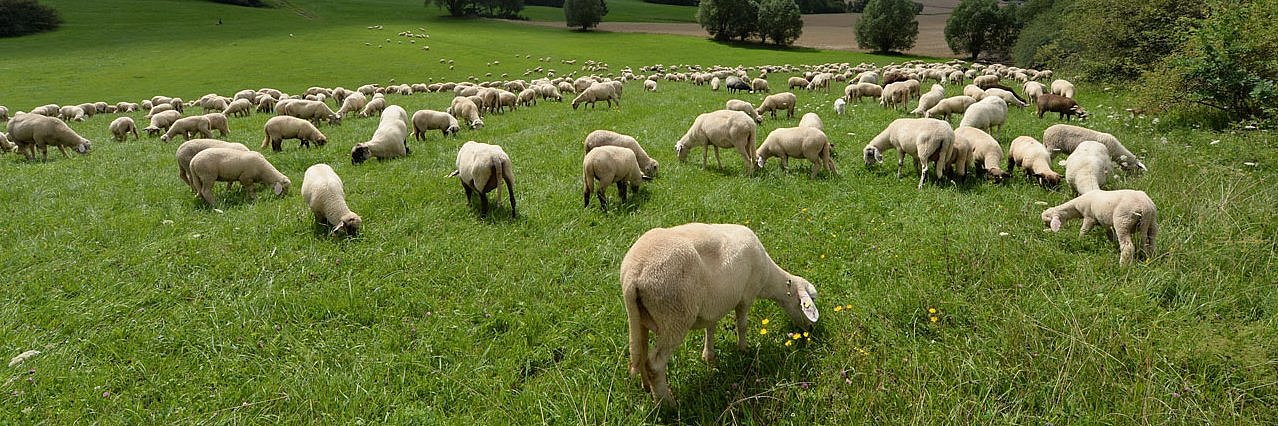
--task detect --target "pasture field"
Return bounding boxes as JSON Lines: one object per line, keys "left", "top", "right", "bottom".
{"left": 1, "top": 0, "right": 1276, "bottom": 423}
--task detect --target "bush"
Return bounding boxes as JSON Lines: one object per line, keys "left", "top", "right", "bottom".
{"left": 427, "top": 0, "right": 525, "bottom": 18}
{"left": 528, "top": 0, "right": 564, "bottom": 7}
{"left": 1009, "top": 0, "right": 1066, "bottom": 68}
{"left": 794, "top": 0, "right": 844, "bottom": 14}
{"left": 643, "top": 0, "right": 698, "bottom": 5}
{"left": 697, "top": 0, "right": 758, "bottom": 41}
{"left": 1055, "top": 0, "right": 1206, "bottom": 81}
{"left": 756, "top": 0, "right": 803, "bottom": 45}
{"left": 564, "top": 0, "right": 607, "bottom": 30}
{"left": 208, "top": 0, "right": 272, "bottom": 6}
{"left": 854, "top": 0, "right": 917, "bottom": 53}
{"left": 0, "top": 0, "right": 61, "bottom": 38}
{"left": 944, "top": 0, "right": 1019, "bottom": 61}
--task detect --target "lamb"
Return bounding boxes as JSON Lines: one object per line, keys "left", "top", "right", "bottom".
{"left": 788, "top": 76, "right": 809, "bottom": 90}
{"left": 0, "top": 132, "right": 12, "bottom": 152}
{"left": 862, "top": 118, "right": 954, "bottom": 189}
{"left": 411, "top": 109, "right": 460, "bottom": 140}
{"left": 175, "top": 139, "right": 249, "bottom": 192}
{"left": 755, "top": 126, "right": 836, "bottom": 178}
{"left": 449, "top": 140, "right": 516, "bottom": 218}
{"left": 496, "top": 90, "right": 517, "bottom": 113}
{"left": 59, "top": 105, "right": 86, "bottom": 122}
{"left": 1050, "top": 79, "right": 1076, "bottom": 98}
{"left": 449, "top": 96, "right": 485, "bottom": 130}
{"left": 143, "top": 110, "right": 182, "bottom": 137}
{"left": 710, "top": 77, "right": 721, "bottom": 91}
{"left": 533, "top": 84, "right": 562, "bottom": 101}
{"left": 1042, "top": 124, "right": 1145, "bottom": 171}
{"left": 1041, "top": 189, "right": 1158, "bottom": 265}
{"left": 910, "top": 84, "right": 946, "bottom": 115}
{"left": 583, "top": 146, "right": 649, "bottom": 211}
{"left": 945, "top": 127, "right": 974, "bottom": 178}
{"left": 925, "top": 95, "right": 978, "bottom": 120}
{"left": 160, "top": 115, "right": 214, "bottom": 142}
{"left": 31, "top": 104, "right": 60, "bottom": 117}
{"left": 108, "top": 117, "right": 139, "bottom": 141}
{"left": 725, "top": 99, "right": 764, "bottom": 123}
{"left": 337, "top": 91, "right": 368, "bottom": 118}
{"left": 358, "top": 94, "right": 387, "bottom": 117}
{"left": 584, "top": 129, "right": 659, "bottom": 176}
{"left": 956, "top": 127, "right": 1007, "bottom": 182}
{"left": 834, "top": 98, "right": 847, "bottom": 115}
{"left": 222, "top": 98, "right": 253, "bottom": 118}
{"left": 1023, "top": 81, "right": 1047, "bottom": 105}
{"left": 261, "top": 115, "right": 328, "bottom": 151}
{"left": 845, "top": 82, "right": 882, "bottom": 102}
{"left": 983, "top": 88, "right": 1028, "bottom": 108}
{"left": 674, "top": 109, "right": 757, "bottom": 175}
{"left": 146, "top": 103, "right": 175, "bottom": 118}
{"left": 797, "top": 112, "right": 823, "bottom": 130}
{"left": 188, "top": 148, "right": 291, "bottom": 207}
{"left": 1064, "top": 140, "right": 1113, "bottom": 194}
{"left": 958, "top": 96, "right": 1008, "bottom": 135}
{"left": 7, "top": 112, "right": 92, "bottom": 161}
{"left": 351, "top": 105, "right": 410, "bottom": 164}
{"left": 0, "top": 105, "right": 9, "bottom": 121}
{"left": 756, "top": 92, "right": 797, "bottom": 119}
{"left": 1007, "top": 136, "right": 1062, "bottom": 187}
{"left": 644, "top": 80, "right": 657, "bottom": 92}
{"left": 517, "top": 88, "right": 537, "bottom": 107}
{"left": 973, "top": 75, "right": 1000, "bottom": 88}
{"left": 256, "top": 96, "right": 278, "bottom": 113}
{"left": 202, "top": 113, "right": 231, "bottom": 137}
{"left": 621, "top": 222, "right": 819, "bottom": 406}
{"left": 572, "top": 83, "right": 620, "bottom": 110}
{"left": 963, "top": 84, "right": 986, "bottom": 100}
{"left": 751, "top": 78, "right": 770, "bottom": 93}
{"left": 302, "top": 163, "right": 362, "bottom": 237}
{"left": 280, "top": 100, "right": 341, "bottom": 126}
{"left": 1035, "top": 93, "right": 1088, "bottom": 121}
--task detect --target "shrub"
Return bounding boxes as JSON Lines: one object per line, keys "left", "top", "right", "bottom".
{"left": 426, "top": 0, "right": 525, "bottom": 19}
{"left": 794, "top": 0, "right": 844, "bottom": 14}
{"left": 527, "top": 0, "right": 564, "bottom": 7}
{"left": 643, "top": 0, "right": 698, "bottom": 5}
{"left": 756, "top": 0, "right": 803, "bottom": 45}
{"left": 944, "top": 0, "right": 1019, "bottom": 61}
{"left": 564, "top": 0, "right": 607, "bottom": 30}
{"left": 697, "top": 0, "right": 758, "bottom": 41}
{"left": 1055, "top": 0, "right": 1206, "bottom": 81}
{"left": 1009, "top": 0, "right": 1067, "bottom": 68}
{"left": 0, "top": 0, "right": 61, "bottom": 38}
{"left": 854, "top": 0, "right": 917, "bottom": 53}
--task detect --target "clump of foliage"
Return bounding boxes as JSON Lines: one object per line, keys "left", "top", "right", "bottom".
{"left": 428, "top": 0, "right": 525, "bottom": 19}
{"left": 756, "top": 0, "right": 802, "bottom": 46}
{"left": 643, "top": 0, "right": 697, "bottom": 5}
{"left": 564, "top": 0, "right": 607, "bottom": 30}
{"left": 0, "top": 0, "right": 61, "bottom": 38}
{"left": 944, "top": 0, "right": 1019, "bottom": 61}
{"left": 696, "top": 0, "right": 758, "bottom": 42}
{"left": 794, "top": 0, "right": 844, "bottom": 14}
{"left": 854, "top": 0, "right": 917, "bottom": 53}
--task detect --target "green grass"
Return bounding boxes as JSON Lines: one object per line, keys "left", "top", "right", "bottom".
{"left": 2, "top": 0, "right": 1277, "bottom": 423}
{"left": 522, "top": 0, "right": 697, "bottom": 23}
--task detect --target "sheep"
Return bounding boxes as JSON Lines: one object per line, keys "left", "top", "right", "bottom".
{"left": 1007, "top": 136, "right": 1062, "bottom": 187}
{"left": 1036, "top": 93, "right": 1089, "bottom": 121}
{"left": 188, "top": 148, "right": 291, "bottom": 207}
{"left": 143, "top": 110, "right": 183, "bottom": 137}
{"left": 834, "top": 98, "right": 847, "bottom": 115}
{"left": 879, "top": 82, "right": 909, "bottom": 110}
{"left": 583, "top": 146, "right": 649, "bottom": 211}
{"left": 910, "top": 84, "right": 946, "bottom": 115}
{"left": 1041, "top": 189, "right": 1158, "bottom": 265}
{"left": 725, "top": 76, "right": 751, "bottom": 93}
{"left": 412, "top": 109, "right": 460, "bottom": 140}
{"left": 202, "top": 113, "right": 231, "bottom": 137}
{"left": 1042, "top": 124, "right": 1145, "bottom": 171}
{"left": 710, "top": 76, "right": 721, "bottom": 91}
{"left": 963, "top": 84, "right": 985, "bottom": 100}
{"left": 946, "top": 127, "right": 974, "bottom": 178}
{"left": 925, "top": 95, "right": 978, "bottom": 120}
{"left": 756, "top": 92, "right": 797, "bottom": 119}
{"left": 108, "top": 117, "right": 139, "bottom": 141}
{"left": 0, "top": 132, "right": 13, "bottom": 152}
{"left": 983, "top": 88, "right": 1028, "bottom": 108}
{"left": 557, "top": 81, "right": 576, "bottom": 94}
{"left": 845, "top": 82, "right": 882, "bottom": 102}
{"left": 863, "top": 118, "right": 954, "bottom": 189}
{"left": 756, "top": 126, "right": 836, "bottom": 178}
{"left": 175, "top": 139, "right": 249, "bottom": 192}
{"left": 0, "top": 106, "right": 9, "bottom": 121}
{"left": 584, "top": 130, "right": 659, "bottom": 176}
{"left": 358, "top": 94, "right": 387, "bottom": 117}
{"left": 1064, "top": 140, "right": 1113, "bottom": 194}
{"left": 533, "top": 84, "right": 562, "bottom": 101}
{"left": 337, "top": 91, "right": 368, "bottom": 118}
{"left": 788, "top": 76, "right": 809, "bottom": 90}
{"left": 449, "top": 96, "right": 485, "bottom": 130}
{"left": 725, "top": 99, "right": 764, "bottom": 124}
{"left": 621, "top": 222, "right": 819, "bottom": 406}
{"left": 449, "top": 140, "right": 516, "bottom": 218}
{"left": 7, "top": 112, "right": 92, "bottom": 161}
{"left": 1050, "top": 79, "right": 1076, "bottom": 98}
{"left": 572, "top": 83, "right": 620, "bottom": 110}
{"left": 517, "top": 88, "right": 537, "bottom": 107}
{"left": 261, "top": 116, "right": 328, "bottom": 152}
{"left": 222, "top": 98, "right": 253, "bottom": 118}
{"left": 955, "top": 127, "right": 1007, "bottom": 182}
{"left": 797, "top": 112, "right": 823, "bottom": 130}
{"left": 974, "top": 75, "right": 1000, "bottom": 88}
{"left": 302, "top": 164, "right": 362, "bottom": 237}
{"left": 201, "top": 97, "right": 228, "bottom": 113}
{"left": 1023, "top": 81, "right": 1047, "bottom": 105}
{"left": 751, "top": 78, "right": 770, "bottom": 93}
{"left": 31, "top": 104, "right": 60, "bottom": 117}
{"left": 280, "top": 100, "right": 341, "bottom": 126}
{"left": 351, "top": 105, "right": 410, "bottom": 164}
{"left": 958, "top": 96, "right": 1008, "bottom": 134}
{"left": 496, "top": 90, "right": 517, "bottom": 113}
{"left": 674, "top": 109, "right": 757, "bottom": 175}
{"left": 641, "top": 79, "right": 657, "bottom": 92}
{"left": 256, "top": 96, "right": 278, "bottom": 113}
{"left": 59, "top": 105, "right": 86, "bottom": 122}
{"left": 75, "top": 103, "right": 97, "bottom": 118}
{"left": 160, "top": 115, "right": 214, "bottom": 142}
{"left": 146, "top": 103, "right": 175, "bottom": 118}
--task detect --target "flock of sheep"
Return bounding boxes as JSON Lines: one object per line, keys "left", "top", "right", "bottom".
{"left": 0, "top": 57, "right": 1158, "bottom": 406}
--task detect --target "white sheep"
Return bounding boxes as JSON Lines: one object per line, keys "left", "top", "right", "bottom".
{"left": 358, "top": 94, "right": 387, "bottom": 117}
{"left": 109, "top": 117, "right": 139, "bottom": 141}
{"left": 7, "top": 112, "right": 92, "bottom": 161}
{"left": 1050, "top": 79, "right": 1076, "bottom": 98}
{"left": 643, "top": 80, "right": 657, "bottom": 92}
{"left": 411, "top": 109, "right": 460, "bottom": 140}
{"left": 0, "top": 132, "right": 13, "bottom": 152}
{"left": 725, "top": 99, "right": 763, "bottom": 123}
{"left": 1007, "top": 136, "right": 1062, "bottom": 187}
{"left": 203, "top": 113, "right": 231, "bottom": 137}
{"left": 0, "top": 106, "right": 9, "bottom": 121}
{"left": 879, "top": 82, "right": 909, "bottom": 110}
{"left": 1041, "top": 189, "right": 1158, "bottom": 265}
{"left": 983, "top": 88, "right": 1028, "bottom": 108}
{"left": 337, "top": 91, "right": 368, "bottom": 118}
{"left": 31, "top": 104, "right": 60, "bottom": 117}
{"left": 797, "top": 112, "right": 823, "bottom": 130}
{"left": 1042, "top": 124, "right": 1146, "bottom": 171}
{"left": 517, "top": 88, "right": 537, "bottom": 107}
{"left": 584, "top": 130, "right": 658, "bottom": 176}
{"left": 958, "top": 96, "right": 1008, "bottom": 134}
{"left": 963, "top": 84, "right": 986, "bottom": 100}
{"left": 756, "top": 92, "right": 797, "bottom": 119}
{"left": 175, "top": 138, "right": 249, "bottom": 192}
{"left": 572, "top": 83, "right": 620, "bottom": 110}
{"left": 834, "top": 98, "right": 846, "bottom": 115}
{"left": 222, "top": 98, "right": 253, "bottom": 118}
{"left": 279, "top": 99, "right": 341, "bottom": 126}
{"left": 143, "top": 110, "right": 182, "bottom": 137}
{"left": 160, "top": 116, "right": 214, "bottom": 142}
{"left": 674, "top": 109, "right": 757, "bottom": 175}
{"left": 955, "top": 127, "right": 1007, "bottom": 182}
{"left": 710, "top": 76, "right": 721, "bottom": 91}
{"left": 756, "top": 126, "right": 836, "bottom": 178}
{"left": 302, "top": 163, "right": 362, "bottom": 237}
{"left": 925, "top": 95, "right": 978, "bottom": 120}
{"left": 863, "top": 118, "right": 955, "bottom": 189}
{"left": 583, "top": 145, "right": 649, "bottom": 211}
{"left": 146, "top": 103, "right": 175, "bottom": 118}
{"left": 1064, "top": 140, "right": 1112, "bottom": 194}
{"left": 449, "top": 140, "right": 516, "bottom": 218}
{"left": 59, "top": 105, "right": 86, "bottom": 122}
{"left": 621, "top": 222, "right": 818, "bottom": 406}
{"left": 261, "top": 116, "right": 328, "bottom": 152}
{"left": 788, "top": 76, "right": 809, "bottom": 90}
{"left": 1023, "top": 81, "right": 1047, "bottom": 105}
{"left": 352, "top": 105, "right": 410, "bottom": 164}
{"left": 910, "top": 84, "right": 946, "bottom": 115}
{"left": 449, "top": 96, "right": 485, "bottom": 130}
{"left": 189, "top": 148, "right": 291, "bottom": 207}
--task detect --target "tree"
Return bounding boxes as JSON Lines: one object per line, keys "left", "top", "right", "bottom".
{"left": 697, "top": 0, "right": 759, "bottom": 41}
{"left": 944, "top": 0, "right": 1018, "bottom": 60}
{"left": 564, "top": 0, "right": 607, "bottom": 30}
{"left": 0, "top": 0, "right": 61, "bottom": 38}
{"left": 756, "top": 0, "right": 803, "bottom": 46}
{"left": 428, "top": 0, "right": 471, "bottom": 16}
{"left": 854, "top": 0, "right": 917, "bottom": 53}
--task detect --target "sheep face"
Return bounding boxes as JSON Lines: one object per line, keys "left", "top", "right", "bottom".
{"left": 1042, "top": 209, "right": 1063, "bottom": 232}
{"left": 273, "top": 178, "right": 291, "bottom": 196}
{"left": 675, "top": 141, "right": 690, "bottom": 162}
{"left": 446, "top": 124, "right": 460, "bottom": 135}
{"left": 778, "top": 278, "right": 820, "bottom": 329}
{"left": 351, "top": 145, "right": 372, "bottom": 165}
{"left": 332, "top": 213, "right": 362, "bottom": 237}
{"left": 863, "top": 146, "right": 883, "bottom": 166}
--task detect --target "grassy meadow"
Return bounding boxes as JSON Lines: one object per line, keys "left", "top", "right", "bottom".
{"left": 1, "top": 0, "right": 1276, "bottom": 423}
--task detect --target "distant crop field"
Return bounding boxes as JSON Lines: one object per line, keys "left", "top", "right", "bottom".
{"left": 1, "top": 0, "right": 1275, "bottom": 423}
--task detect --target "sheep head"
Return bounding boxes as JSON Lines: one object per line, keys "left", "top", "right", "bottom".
{"left": 272, "top": 177, "right": 290, "bottom": 196}
{"left": 863, "top": 146, "right": 883, "bottom": 166}
{"left": 674, "top": 140, "right": 689, "bottom": 162}
{"left": 1042, "top": 208, "right": 1063, "bottom": 232}
{"left": 777, "top": 277, "right": 819, "bottom": 329}
{"left": 75, "top": 139, "right": 91, "bottom": 154}
{"left": 331, "top": 212, "right": 362, "bottom": 237}
{"left": 351, "top": 144, "right": 371, "bottom": 165}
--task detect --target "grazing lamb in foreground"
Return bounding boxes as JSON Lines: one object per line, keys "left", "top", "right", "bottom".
{"left": 302, "top": 163, "right": 362, "bottom": 237}
{"left": 1041, "top": 189, "right": 1157, "bottom": 265}
{"left": 863, "top": 118, "right": 954, "bottom": 189}
{"left": 450, "top": 141, "right": 516, "bottom": 218}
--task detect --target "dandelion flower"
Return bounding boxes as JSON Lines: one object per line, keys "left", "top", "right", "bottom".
{"left": 801, "top": 208, "right": 808, "bottom": 212}
{"left": 834, "top": 305, "right": 843, "bottom": 312}
{"left": 792, "top": 333, "right": 802, "bottom": 340}
{"left": 844, "top": 304, "right": 853, "bottom": 310}
{"left": 760, "top": 328, "right": 768, "bottom": 335}
{"left": 929, "top": 316, "right": 939, "bottom": 323}
{"left": 927, "top": 307, "right": 937, "bottom": 314}
{"left": 785, "top": 340, "right": 793, "bottom": 347}
{"left": 803, "top": 332, "right": 809, "bottom": 338}
{"left": 820, "top": 254, "right": 826, "bottom": 260}
{"left": 761, "top": 318, "right": 770, "bottom": 325}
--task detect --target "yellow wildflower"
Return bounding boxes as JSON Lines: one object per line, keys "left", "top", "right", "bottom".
{"left": 803, "top": 332, "right": 809, "bottom": 338}
{"left": 844, "top": 304, "right": 853, "bottom": 310}
{"left": 761, "top": 318, "right": 770, "bottom": 325}
{"left": 834, "top": 305, "right": 843, "bottom": 312}
{"left": 927, "top": 307, "right": 937, "bottom": 314}
{"left": 929, "top": 316, "right": 939, "bottom": 323}
{"left": 760, "top": 328, "right": 768, "bottom": 335}
{"left": 785, "top": 340, "right": 793, "bottom": 347}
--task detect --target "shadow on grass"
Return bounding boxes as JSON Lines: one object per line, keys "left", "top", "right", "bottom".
{"left": 707, "top": 39, "right": 823, "bottom": 54}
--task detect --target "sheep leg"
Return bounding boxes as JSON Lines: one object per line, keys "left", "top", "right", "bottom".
{"left": 895, "top": 151, "right": 905, "bottom": 179}
{"left": 810, "top": 157, "right": 821, "bottom": 179}
{"left": 479, "top": 191, "right": 490, "bottom": 218}
{"left": 597, "top": 188, "right": 608, "bottom": 212}
{"left": 1116, "top": 227, "right": 1136, "bottom": 266}
{"left": 648, "top": 331, "right": 683, "bottom": 406}
{"left": 1143, "top": 220, "right": 1158, "bottom": 261}
{"left": 701, "top": 327, "right": 715, "bottom": 365}
{"left": 780, "top": 156, "right": 789, "bottom": 172}
{"left": 617, "top": 182, "right": 628, "bottom": 203}
{"left": 461, "top": 182, "right": 473, "bottom": 204}
{"left": 714, "top": 146, "right": 723, "bottom": 169}
{"left": 734, "top": 304, "right": 749, "bottom": 350}
{"left": 1079, "top": 217, "right": 1096, "bottom": 237}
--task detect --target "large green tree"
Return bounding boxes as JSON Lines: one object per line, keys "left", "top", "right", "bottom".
{"left": 564, "top": 0, "right": 607, "bottom": 30}
{"left": 0, "top": 0, "right": 61, "bottom": 38}
{"left": 854, "top": 0, "right": 917, "bottom": 53}
{"left": 697, "top": 0, "right": 759, "bottom": 41}
{"left": 756, "top": 0, "right": 803, "bottom": 46}
{"left": 944, "top": 0, "right": 1018, "bottom": 60}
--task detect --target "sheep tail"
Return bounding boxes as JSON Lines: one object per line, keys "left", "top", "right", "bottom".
{"left": 623, "top": 284, "right": 652, "bottom": 379}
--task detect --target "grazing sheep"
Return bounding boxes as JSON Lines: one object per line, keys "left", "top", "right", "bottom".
{"left": 0, "top": 132, "right": 13, "bottom": 152}
{"left": 674, "top": 109, "right": 757, "bottom": 175}
{"left": 495, "top": 90, "right": 518, "bottom": 113}
{"left": 725, "top": 76, "right": 751, "bottom": 93}
{"left": 983, "top": 88, "right": 1028, "bottom": 108}
{"left": 256, "top": 96, "right": 278, "bottom": 113}
{"left": 143, "top": 110, "right": 183, "bottom": 137}
{"left": 533, "top": 84, "right": 562, "bottom": 101}
{"left": 1064, "top": 140, "right": 1112, "bottom": 194}
{"left": 188, "top": 148, "right": 291, "bottom": 207}
{"left": 956, "top": 127, "right": 1007, "bottom": 182}
{"left": 108, "top": 117, "right": 139, "bottom": 141}
{"left": 725, "top": 99, "right": 764, "bottom": 124}
{"left": 146, "top": 103, "right": 175, "bottom": 118}
{"left": 517, "top": 88, "right": 537, "bottom": 107}
{"left": 201, "top": 97, "right": 228, "bottom": 113}
{"left": 1023, "top": 81, "right": 1047, "bottom": 105}
{"left": 59, "top": 105, "right": 86, "bottom": 122}
{"left": 358, "top": 94, "right": 387, "bottom": 117}
{"left": 31, "top": 104, "right": 60, "bottom": 117}
{"left": 834, "top": 98, "right": 847, "bottom": 115}
{"left": 449, "top": 96, "right": 484, "bottom": 130}
{"left": 351, "top": 105, "right": 410, "bottom": 164}
{"left": 449, "top": 140, "right": 516, "bottom": 218}
{"left": 797, "top": 112, "right": 823, "bottom": 130}
{"left": 222, "top": 98, "right": 253, "bottom": 118}
{"left": 958, "top": 96, "right": 1008, "bottom": 134}
{"left": 1036, "top": 93, "right": 1089, "bottom": 121}
{"left": 963, "top": 84, "right": 986, "bottom": 100}
{"left": 302, "top": 163, "right": 362, "bottom": 237}
{"left": 710, "top": 76, "right": 721, "bottom": 91}
{"left": 175, "top": 139, "right": 249, "bottom": 192}
{"left": 946, "top": 127, "right": 974, "bottom": 178}
{"left": 788, "top": 76, "right": 809, "bottom": 90}
{"left": 863, "top": 118, "right": 955, "bottom": 189}
{"left": 621, "top": 223, "right": 819, "bottom": 406}
{"left": 0, "top": 106, "right": 9, "bottom": 121}
{"left": 1050, "top": 79, "right": 1076, "bottom": 98}
{"left": 585, "top": 129, "right": 659, "bottom": 176}
{"left": 756, "top": 126, "right": 836, "bottom": 178}
{"left": 925, "top": 95, "right": 978, "bottom": 120}
{"left": 845, "top": 82, "right": 882, "bottom": 102}
{"left": 644, "top": 80, "right": 657, "bottom": 92}
{"left": 1041, "top": 189, "right": 1158, "bottom": 265}
{"left": 1042, "top": 124, "right": 1145, "bottom": 171}
{"left": 411, "top": 109, "right": 460, "bottom": 140}
{"left": 756, "top": 92, "right": 797, "bottom": 119}
{"left": 160, "top": 115, "right": 214, "bottom": 142}
{"left": 751, "top": 78, "right": 770, "bottom": 93}
{"left": 7, "top": 112, "right": 92, "bottom": 161}
{"left": 973, "top": 75, "right": 1000, "bottom": 88}
{"left": 910, "top": 84, "right": 946, "bottom": 116}
{"left": 280, "top": 99, "right": 341, "bottom": 126}
{"left": 583, "top": 145, "right": 649, "bottom": 210}
{"left": 337, "top": 91, "right": 368, "bottom": 118}
{"left": 261, "top": 116, "right": 328, "bottom": 152}
{"left": 1007, "top": 136, "right": 1061, "bottom": 187}
{"left": 572, "top": 83, "right": 620, "bottom": 110}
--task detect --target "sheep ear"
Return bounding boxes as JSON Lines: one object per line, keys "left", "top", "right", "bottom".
{"left": 641, "top": 174, "right": 652, "bottom": 181}
{"left": 798, "top": 290, "right": 819, "bottom": 323}
{"left": 1050, "top": 215, "right": 1062, "bottom": 232}
{"left": 329, "top": 222, "right": 344, "bottom": 236}
{"left": 273, "top": 182, "right": 284, "bottom": 196}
